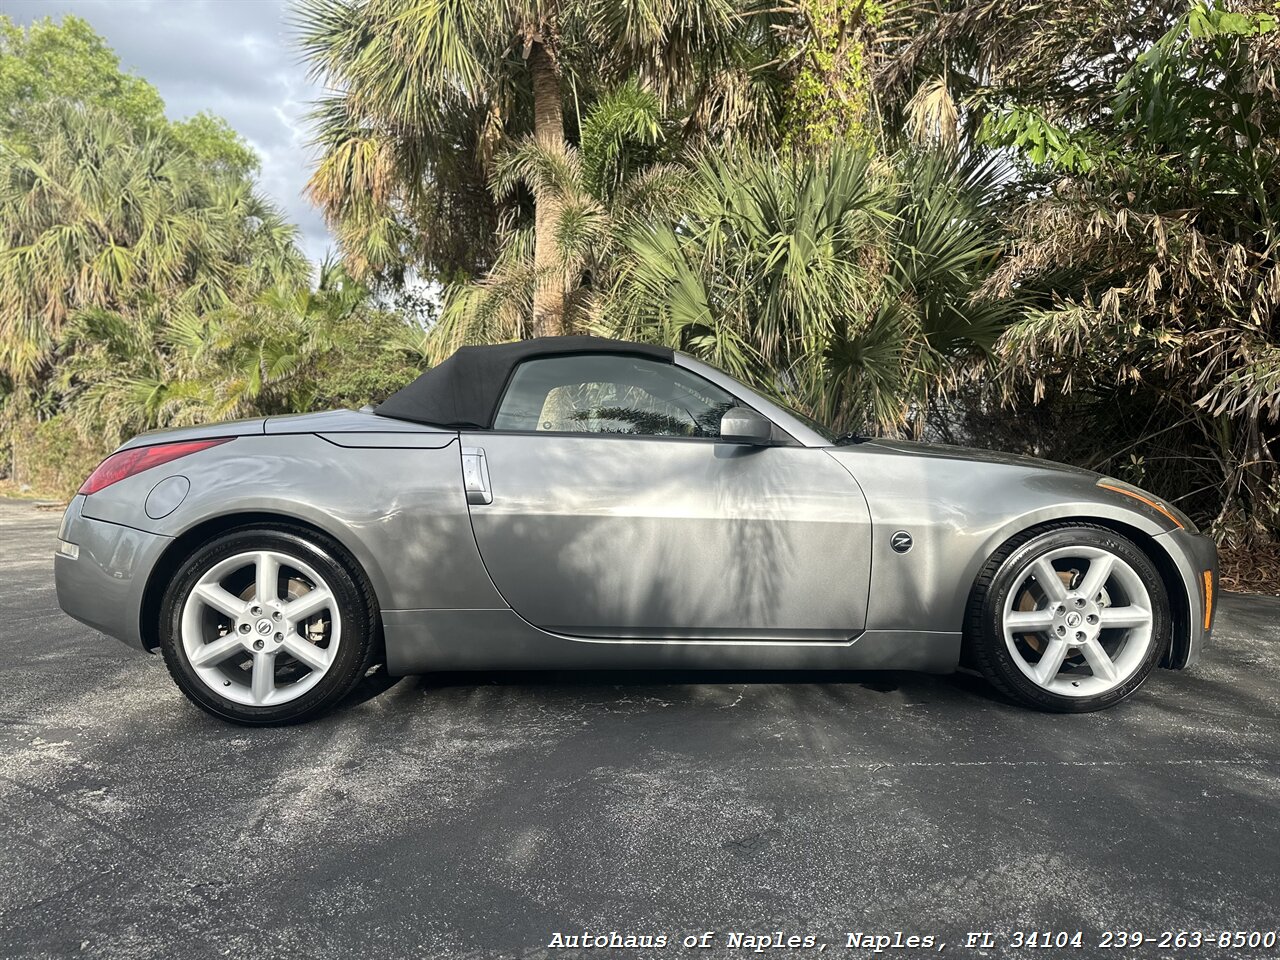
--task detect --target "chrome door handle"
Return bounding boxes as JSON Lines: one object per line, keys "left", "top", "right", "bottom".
{"left": 461, "top": 446, "right": 492, "bottom": 505}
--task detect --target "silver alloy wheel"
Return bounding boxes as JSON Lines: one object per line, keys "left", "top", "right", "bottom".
{"left": 1001, "top": 545, "right": 1154, "bottom": 698}
{"left": 180, "top": 550, "right": 342, "bottom": 707}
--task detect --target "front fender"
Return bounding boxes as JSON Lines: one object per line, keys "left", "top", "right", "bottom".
{"left": 826, "top": 447, "right": 1189, "bottom": 638}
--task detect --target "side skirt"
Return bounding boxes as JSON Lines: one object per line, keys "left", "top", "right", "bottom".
{"left": 382, "top": 609, "right": 960, "bottom": 675}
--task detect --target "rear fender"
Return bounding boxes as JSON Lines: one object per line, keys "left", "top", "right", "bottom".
{"left": 80, "top": 433, "right": 504, "bottom": 615}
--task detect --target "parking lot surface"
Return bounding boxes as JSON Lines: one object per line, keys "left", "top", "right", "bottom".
{"left": 1, "top": 498, "right": 1278, "bottom": 959}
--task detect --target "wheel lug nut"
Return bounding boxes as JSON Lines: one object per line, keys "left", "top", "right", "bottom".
{"left": 1075, "top": 631, "right": 1086, "bottom": 641}
{"left": 250, "top": 605, "right": 262, "bottom": 615}
{"left": 272, "top": 611, "right": 282, "bottom": 621}
{"left": 1057, "top": 625, "right": 1066, "bottom": 636}
{"left": 1087, "top": 614, "right": 1099, "bottom": 624}
{"left": 1073, "top": 597, "right": 1086, "bottom": 607}
{"left": 238, "top": 623, "right": 251, "bottom": 634}
{"left": 253, "top": 639, "right": 265, "bottom": 650}
{"left": 274, "top": 632, "right": 283, "bottom": 642}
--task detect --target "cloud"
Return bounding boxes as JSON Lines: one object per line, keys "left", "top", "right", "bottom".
{"left": 4, "top": 0, "right": 335, "bottom": 264}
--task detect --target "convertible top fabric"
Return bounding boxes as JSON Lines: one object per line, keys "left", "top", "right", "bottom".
{"left": 373, "top": 335, "right": 675, "bottom": 429}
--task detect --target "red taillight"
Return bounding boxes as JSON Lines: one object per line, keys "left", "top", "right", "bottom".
{"left": 79, "top": 438, "right": 233, "bottom": 495}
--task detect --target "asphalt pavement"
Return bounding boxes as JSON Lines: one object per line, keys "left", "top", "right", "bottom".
{"left": 1, "top": 498, "right": 1278, "bottom": 960}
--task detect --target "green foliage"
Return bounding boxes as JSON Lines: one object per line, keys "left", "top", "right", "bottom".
{"left": 3, "top": 413, "right": 104, "bottom": 498}
{"left": 428, "top": 83, "right": 692, "bottom": 359}
{"left": 978, "top": 5, "right": 1278, "bottom": 175}
{"left": 968, "top": 2, "right": 1280, "bottom": 542}
{"left": 54, "top": 264, "right": 425, "bottom": 450}
{"left": 0, "top": 14, "right": 268, "bottom": 392}
{"left": 870, "top": 0, "right": 1165, "bottom": 147}
{"left": 579, "top": 80, "right": 666, "bottom": 200}
{"left": 0, "top": 17, "right": 429, "bottom": 498}
{"left": 0, "top": 103, "right": 305, "bottom": 387}
{"left": 977, "top": 106, "right": 1100, "bottom": 171}
{"left": 0, "top": 15, "right": 165, "bottom": 137}
{"left": 604, "top": 144, "right": 1012, "bottom": 435}
{"left": 295, "top": 0, "right": 796, "bottom": 286}
{"left": 0, "top": 14, "right": 258, "bottom": 175}
{"left": 781, "top": 0, "right": 884, "bottom": 149}
{"left": 168, "top": 112, "right": 260, "bottom": 179}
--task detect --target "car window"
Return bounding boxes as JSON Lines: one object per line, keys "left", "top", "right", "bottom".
{"left": 492, "top": 355, "right": 739, "bottom": 438}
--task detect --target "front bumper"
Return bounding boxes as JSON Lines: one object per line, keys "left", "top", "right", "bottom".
{"left": 54, "top": 495, "right": 172, "bottom": 651}
{"left": 1154, "top": 526, "right": 1219, "bottom": 669}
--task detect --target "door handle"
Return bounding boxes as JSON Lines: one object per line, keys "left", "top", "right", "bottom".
{"left": 461, "top": 446, "right": 492, "bottom": 505}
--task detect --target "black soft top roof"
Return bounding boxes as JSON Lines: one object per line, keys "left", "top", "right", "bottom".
{"left": 373, "top": 335, "right": 675, "bottom": 429}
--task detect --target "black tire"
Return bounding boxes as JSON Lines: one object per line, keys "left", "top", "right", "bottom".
{"left": 159, "top": 525, "right": 379, "bottom": 725}
{"left": 965, "top": 523, "right": 1170, "bottom": 713}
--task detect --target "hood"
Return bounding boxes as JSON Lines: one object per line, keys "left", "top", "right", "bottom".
{"left": 858, "top": 438, "right": 1099, "bottom": 478}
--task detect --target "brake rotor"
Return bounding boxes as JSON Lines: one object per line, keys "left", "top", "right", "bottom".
{"left": 285, "top": 577, "right": 331, "bottom": 646}
{"left": 1015, "top": 569, "right": 1078, "bottom": 654}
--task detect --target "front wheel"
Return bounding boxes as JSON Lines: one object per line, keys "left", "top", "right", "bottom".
{"left": 966, "top": 524, "right": 1170, "bottom": 712}
{"left": 159, "top": 526, "right": 378, "bottom": 725}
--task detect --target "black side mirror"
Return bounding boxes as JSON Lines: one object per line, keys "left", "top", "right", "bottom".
{"left": 719, "top": 406, "right": 773, "bottom": 445}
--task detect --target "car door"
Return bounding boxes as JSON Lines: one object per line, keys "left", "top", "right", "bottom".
{"left": 460, "top": 353, "right": 872, "bottom": 640}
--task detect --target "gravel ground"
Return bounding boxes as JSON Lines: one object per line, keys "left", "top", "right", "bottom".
{"left": 1, "top": 498, "right": 1278, "bottom": 960}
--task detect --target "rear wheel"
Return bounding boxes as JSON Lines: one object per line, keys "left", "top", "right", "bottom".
{"left": 966, "top": 524, "right": 1170, "bottom": 712}
{"left": 159, "top": 526, "right": 378, "bottom": 725}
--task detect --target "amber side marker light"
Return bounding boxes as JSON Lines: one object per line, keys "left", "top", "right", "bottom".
{"left": 1096, "top": 482, "right": 1185, "bottom": 530}
{"left": 1202, "top": 570, "right": 1214, "bottom": 631}
{"left": 79, "top": 438, "right": 233, "bottom": 495}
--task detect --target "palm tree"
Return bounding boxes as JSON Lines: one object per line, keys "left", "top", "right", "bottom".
{"left": 56, "top": 260, "right": 425, "bottom": 447}
{"left": 294, "top": 0, "right": 791, "bottom": 336}
{"left": 0, "top": 102, "right": 305, "bottom": 389}
{"left": 54, "top": 305, "right": 219, "bottom": 447}
{"left": 603, "top": 142, "right": 1013, "bottom": 436}
{"left": 423, "top": 79, "right": 689, "bottom": 358}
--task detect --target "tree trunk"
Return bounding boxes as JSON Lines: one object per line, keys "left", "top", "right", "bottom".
{"left": 529, "top": 40, "right": 567, "bottom": 338}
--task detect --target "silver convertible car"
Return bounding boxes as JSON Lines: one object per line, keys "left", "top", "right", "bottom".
{"left": 55, "top": 336, "right": 1218, "bottom": 723}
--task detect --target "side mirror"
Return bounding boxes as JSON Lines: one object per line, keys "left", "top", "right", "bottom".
{"left": 719, "top": 406, "right": 773, "bottom": 445}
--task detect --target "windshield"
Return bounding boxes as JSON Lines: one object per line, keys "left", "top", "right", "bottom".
{"left": 774, "top": 400, "right": 839, "bottom": 442}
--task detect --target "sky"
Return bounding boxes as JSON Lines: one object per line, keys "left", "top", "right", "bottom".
{"left": 2, "top": 0, "right": 335, "bottom": 264}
